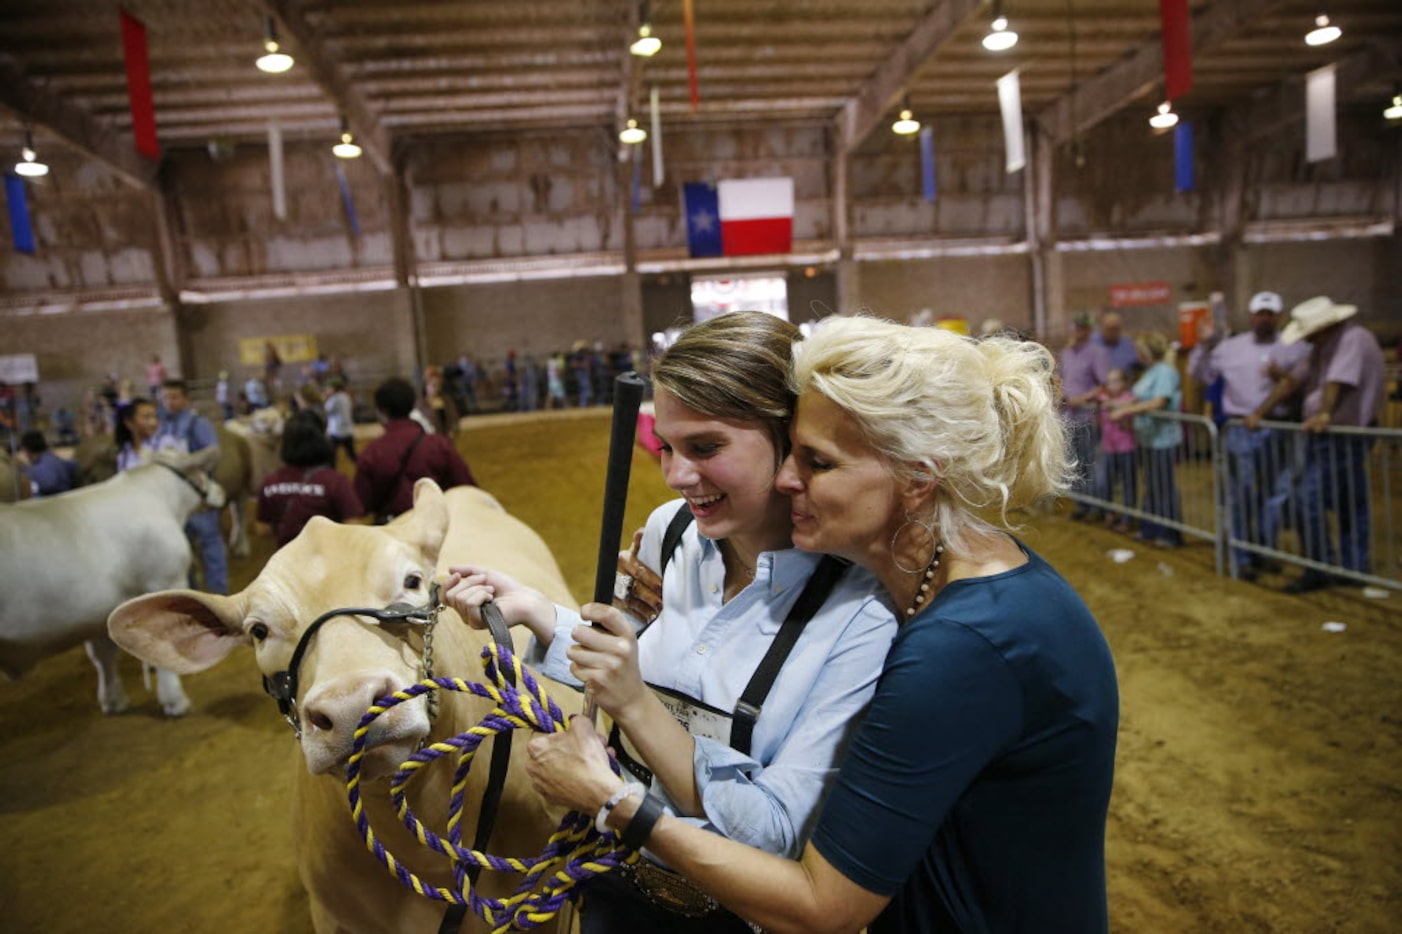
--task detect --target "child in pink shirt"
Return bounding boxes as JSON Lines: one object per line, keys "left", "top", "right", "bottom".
{"left": 1096, "top": 369, "right": 1137, "bottom": 531}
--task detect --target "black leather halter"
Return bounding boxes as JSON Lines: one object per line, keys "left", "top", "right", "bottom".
{"left": 262, "top": 582, "right": 445, "bottom": 739}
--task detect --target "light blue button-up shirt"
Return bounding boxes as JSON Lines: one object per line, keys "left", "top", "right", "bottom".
{"left": 538, "top": 499, "right": 897, "bottom": 858}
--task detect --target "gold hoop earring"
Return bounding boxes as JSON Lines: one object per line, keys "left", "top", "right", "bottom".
{"left": 891, "top": 511, "right": 938, "bottom": 574}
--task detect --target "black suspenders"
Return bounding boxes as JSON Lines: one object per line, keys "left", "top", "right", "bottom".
{"left": 622, "top": 504, "right": 848, "bottom": 760}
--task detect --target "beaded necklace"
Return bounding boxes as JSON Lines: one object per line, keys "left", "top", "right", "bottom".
{"left": 904, "top": 542, "right": 945, "bottom": 619}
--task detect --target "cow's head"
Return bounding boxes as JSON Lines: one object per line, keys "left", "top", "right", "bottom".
{"left": 110, "top": 478, "right": 451, "bottom": 780}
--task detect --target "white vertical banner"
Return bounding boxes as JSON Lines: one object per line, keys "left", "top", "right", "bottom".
{"left": 650, "top": 84, "right": 665, "bottom": 187}
{"left": 997, "top": 69, "right": 1026, "bottom": 173}
{"left": 1305, "top": 64, "right": 1336, "bottom": 163}
{"left": 268, "top": 119, "right": 287, "bottom": 220}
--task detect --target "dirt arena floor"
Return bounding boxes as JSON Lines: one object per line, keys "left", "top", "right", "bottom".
{"left": 2, "top": 410, "right": 1399, "bottom": 933}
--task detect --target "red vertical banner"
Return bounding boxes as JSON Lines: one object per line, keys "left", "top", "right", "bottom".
{"left": 1158, "top": 0, "right": 1192, "bottom": 102}
{"left": 120, "top": 9, "right": 160, "bottom": 159}
{"left": 683, "top": 0, "right": 699, "bottom": 112}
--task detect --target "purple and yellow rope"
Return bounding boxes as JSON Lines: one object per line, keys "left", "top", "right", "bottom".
{"left": 345, "top": 643, "right": 638, "bottom": 933}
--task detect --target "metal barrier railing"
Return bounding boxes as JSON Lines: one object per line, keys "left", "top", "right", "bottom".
{"left": 1218, "top": 418, "right": 1401, "bottom": 592}
{"left": 1067, "top": 411, "right": 1224, "bottom": 576}
{"left": 1066, "top": 409, "right": 1402, "bottom": 592}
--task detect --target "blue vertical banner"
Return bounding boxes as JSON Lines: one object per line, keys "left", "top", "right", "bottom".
{"left": 4, "top": 174, "right": 36, "bottom": 254}
{"left": 332, "top": 161, "right": 361, "bottom": 237}
{"left": 919, "top": 125, "right": 937, "bottom": 202}
{"left": 682, "top": 181, "right": 722, "bottom": 257}
{"left": 1173, "top": 121, "right": 1194, "bottom": 193}
{"left": 631, "top": 147, "right": 642, "bottom": 212}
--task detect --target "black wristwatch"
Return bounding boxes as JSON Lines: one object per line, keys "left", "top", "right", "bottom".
{"left": 620, "top": 792, "right": 669, "bottom": 851}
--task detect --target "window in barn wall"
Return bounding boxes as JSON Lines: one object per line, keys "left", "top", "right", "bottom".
{"left": 690, "top": 274, "right": 789, "bottom": 324}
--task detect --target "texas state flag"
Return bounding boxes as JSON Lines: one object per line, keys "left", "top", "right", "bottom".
{"left": 684, "top": 178, "right": 794, "bottom": 257}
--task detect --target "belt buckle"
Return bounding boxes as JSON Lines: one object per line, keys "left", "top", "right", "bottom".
{"left": 627, "top": 861, "right": 719, "bottom": 918}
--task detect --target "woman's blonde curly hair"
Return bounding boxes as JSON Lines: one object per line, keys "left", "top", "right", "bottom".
{"left": 790, "top": 315, "right": 1072, "bottom": 552}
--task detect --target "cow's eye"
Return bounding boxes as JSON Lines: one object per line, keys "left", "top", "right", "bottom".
{"left": 404, "top": 573, "right": 423, "bottom": 591}
{"left": 249, "top": 622, "right": 270, "bottom": 641}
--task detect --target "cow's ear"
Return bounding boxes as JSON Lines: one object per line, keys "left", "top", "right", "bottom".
{"left": 109, "top": 590, "right": 248, "bottom": 674}
{"left": 403, "top": 478, "right": 450, "bottom": 566}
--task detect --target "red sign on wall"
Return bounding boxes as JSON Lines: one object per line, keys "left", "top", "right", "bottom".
{"left": 1108, "top": 281, "right": 1173, "bottom": 307}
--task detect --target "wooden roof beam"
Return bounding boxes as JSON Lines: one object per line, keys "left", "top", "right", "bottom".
{"left": 262, "top": 0, "right": 394, "bottom": 175}
{"left": 0, "top": 57, "right": 159, "bottom": 190}
{"left": 1037, "top": 0, "right": 1288, "bottom": 145}
{"left": 835, "top": 0, "right": 984, "bottom": 152}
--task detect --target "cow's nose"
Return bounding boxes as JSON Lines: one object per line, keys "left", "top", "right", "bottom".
{"left": 301, "top": 673, "right": 399, "bottom": 736}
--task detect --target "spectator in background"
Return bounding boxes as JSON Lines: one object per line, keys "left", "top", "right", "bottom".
{"left": 572, "top": 342, "right": 594, "bottom": 407}
{"left": 145, "top": 353, "right": 168, "bottom": 400}
{"left": 1249, "top": 296, "right": 1386, "bottom": 593}
{"left": 245, "top": 372, "right": 270, "bottom": 411}
{"left": 455, "top": 353, "right": 479, "bottom": 414}
{"left": 324, "top": 375, "right": 356, "bottom": 466}
{"left": 263, "top": 341, "right": 283, "bottom": 397}
{"left": 355, "top": 377, "right": 477, "bottom": 524}
{"left": 309, "top": 352, "right": 331, "bottom": 386}
{"left": 520, "top": 352, "right": 541, "bottom": 412}
{"left": 1094, "top": 369, "right": 1138, "bottom": 533}
{"left": 256, "top": 409, "right": 366, "bottom": 548}
{"left": 1094, "top": 311, "right": 1140, "bottom": 374}
{"left": 53, "top": 407, "right": 78, "bottom": 446}
{"left": 416, "top": 365, "right": 460, "bottom": 435}
{"left": 215, "top": 370, "right": 234, "bottom": 420}
{"left": 1109, "top": 332, "right": 1183, "bottom": 549}
{"left": 1059, "top": 311, "right": 1111, "bottom": 520}
{"left": 545, "top": 352, "right": 568, "bottom": 410}
{"left": 154, "top": 379, "right": 228, "bottom": 595}
{"left": 1188, "top": 291, "right": 1310, "bottom": 581}
{"left": 19, "top": 430, "right": 79, "bottom": 496}
{"left": 115, "top": 397, "right": 160, "bottom": 471}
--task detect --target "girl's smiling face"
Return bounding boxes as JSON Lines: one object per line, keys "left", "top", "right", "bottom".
{"left": 653, "top": 387, "right": 793, "bottom": 549}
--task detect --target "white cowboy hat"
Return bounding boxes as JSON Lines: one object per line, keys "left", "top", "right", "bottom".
{"left": 1279, "top": 295, "right": 1357, "bottom": 345}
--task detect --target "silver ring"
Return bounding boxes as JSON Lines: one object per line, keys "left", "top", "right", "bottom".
{"left": 614, "top": 573, "right": 634, "bottom": 601}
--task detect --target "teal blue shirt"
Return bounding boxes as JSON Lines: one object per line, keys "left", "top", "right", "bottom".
{"left": 1132, "top": 361, "right": 1182, "bottom": 450}
{"left": 811, "top": 544, "right": 1118, "bottom": 934}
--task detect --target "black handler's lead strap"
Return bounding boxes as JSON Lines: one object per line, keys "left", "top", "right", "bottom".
{"left": 438, "top": 600, "right": 515, "bottom": 934}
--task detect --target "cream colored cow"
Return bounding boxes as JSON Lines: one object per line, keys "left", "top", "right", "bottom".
{"left": 109, "top": 480, "right": 581, "bottom": 934}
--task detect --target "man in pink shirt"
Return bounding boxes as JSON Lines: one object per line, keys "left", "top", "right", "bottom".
{"left": 1188, "top": 291, "right": 1309, "bottom": 581}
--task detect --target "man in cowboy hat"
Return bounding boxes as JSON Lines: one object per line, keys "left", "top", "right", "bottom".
{"left": 1247, "top": 296, "right": 1385, "bottom": 593}
{"left": 1188, "top": 291, "right": 1309, "bottom": 581}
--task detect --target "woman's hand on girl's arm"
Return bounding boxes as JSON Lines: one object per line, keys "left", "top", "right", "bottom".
{"left": 442, "top": 564, "right": 557, "bottom": 644}
{"left": 525, "top": 717, "right": 888, "bottom": 934}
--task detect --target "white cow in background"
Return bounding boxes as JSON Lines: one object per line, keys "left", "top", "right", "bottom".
{"left": 0, "top": 461, "right": 226, "bottom": 716}
{"left": 109, "top": 480, "right": 579, "bottom": 934}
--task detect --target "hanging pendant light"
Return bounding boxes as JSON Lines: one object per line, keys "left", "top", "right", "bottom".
{"left": 982, "top": 1, "right": 1019, "bottom": 52}
{"left": 891, "top": 101, "right": 921, "bottom": 135}
{"left": 631, "top": 24, "right": 662, "bottom": 57}
{"left": 255, "top": 16, "right": 294, "bottom": 73}
{"left": 1384, "top": 93, "right": 1402, "bottom": 121}
{"left": 332, "top": 118, "right": 362, "bottom": 159}
{"left": 1304, "top": 14, "right": 1340, "bottom": 47}
{"left": 619, "top": 118, "right": 648, "bottom": 144}
{"left": 1149, "top": 101, "right": 1179, "bottom": 130}
{"left": 630, "top": 3, "right": 662, "bottom": 56}
{"left": 14, "top": 129, "right": 49, "bottom": 178}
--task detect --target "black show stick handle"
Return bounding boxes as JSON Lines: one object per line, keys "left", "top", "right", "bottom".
{"left": 592, "top": 372, "right": 647, "bottom": 608}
